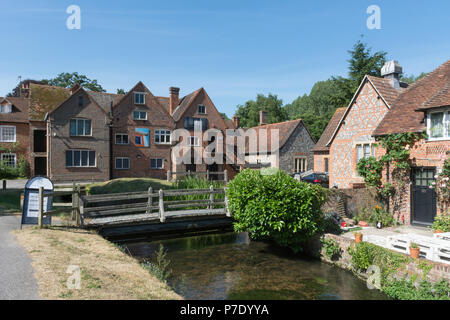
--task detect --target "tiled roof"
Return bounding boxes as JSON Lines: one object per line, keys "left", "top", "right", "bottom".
{"left": 367, "top": 75, "right": 404, "bottom": 107}
{"left": 29, "top": 83, "right": 70, "bottom": 120}
{"left": 313, "top": 107, "right": 346, "bottom": 152}
{"left": 374, "top": 59, "right": 450, "bottom": 136}
{"left": 156, "top": 96, "right": 170, "bottom": 114}
{"left": 416, "top": 81, "right": 450, "bottom": 110}
{"left": 245, "top": 119, "right": 303, "bottom": 154}
{"left": 0, "top": 97, "right": 30, "bottom": 123}
{"left": 225, "top": 119, "right": 236, "bottom": 129}
{"left": 86, "top": 91, "right": 123, "bottom": 114}
{"left": 171, "top": 88, "right": 202, "bottom": 121}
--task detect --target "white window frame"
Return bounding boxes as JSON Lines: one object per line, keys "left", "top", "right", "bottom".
{"left": 70, "top": 119, "right": 92, "bottom": 136}
{"left": 133, "top": 110, "right": 147, "bottom": 120}
{"left": 0, "top": 103, "right": 12, "bottom": 113}
{"left": 187, "top": 136, "right": 200, "bottom": 146}
{"left": 0, "top": 126, "right": 16, "bottom": 142}
{"left": 134, "top": 92, "right": 146, "bottom": 105}
{"left": 198, "top": 104, "right": 206, "bottom": 114}
{"left": 66, "top": 150, "right": 96, "bottom": 168}
{"left": 294, "top": 156, "right": 307, "bottom": 173}
{"left": 115, "top": 157, "right": 130, "bottom": 170}
{"left": 154, "top": 129, "right": 171, "bottom": 144}
{"left": 115, "top": 133, "right": 129, "bottom": 145}
{"left": 150, "top": 158, "right": 164, "bottom": 169}
{"left": 1, "top": 153, "right": 16, "bottom": 167}
{"left": 426, "top": 107, "right": 450, "bottom": 141}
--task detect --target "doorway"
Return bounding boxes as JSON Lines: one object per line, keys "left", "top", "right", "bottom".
{"left": 412, "top": 167, "right": 437, "bottom": 225}
{"left": 34, "top": 157, "right": 47, "bottom": 176}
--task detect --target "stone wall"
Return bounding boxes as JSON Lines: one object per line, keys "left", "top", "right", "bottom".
{"left": 322, "top": 187, "right": 378, "bottom": 219}
{"left": 279, "top": 123, "right": 315, "bottom": 174}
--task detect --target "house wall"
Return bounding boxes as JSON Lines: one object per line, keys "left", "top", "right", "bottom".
{"left": 279, "top": 123, "right": 315, "bottom": 173}
{"left": 29, "top": 120, "right": 47, "bottom": 177}
{"left": 330, "top": 81, "right": 390, "bottom": 188}
{"left": 48, "top": 90, "right": 111, "bottom": 182}
{"left": 313, "top": 151, "right": 329, "bottom": 173}
{"left": 113, "top": 82, "right": 175, "bottom": 180}
{"left": 0, "top": 121, "right": 29, "bottom": 171}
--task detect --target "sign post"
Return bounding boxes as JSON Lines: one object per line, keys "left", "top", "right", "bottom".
{"left": 21, "top": 177, "right": 54, "bottom": 227}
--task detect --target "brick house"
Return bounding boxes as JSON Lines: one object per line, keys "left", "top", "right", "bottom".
{"left": 46, "top": 86, "right": 122, "bottom": 182}
{"left": 373, "top": 59, "right": 450, "bottom": 225}
{"left": 112, "top": 82, "right": 175, "bottom": 180}
{"left": 244, "top": 112, "right": 316, "bottom": 173}
{"left": 0, "top": 96, "right": 30, "bottom": 171}
{"left": 326, "top": 62, "right": 405, "bottom": 189}
{"left": 313, "top": 107, "right": 346, "bottom": 173}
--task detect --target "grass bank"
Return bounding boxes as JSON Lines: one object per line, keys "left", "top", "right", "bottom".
{"left": 0, "top": 190, "right": 21, "bottom": 213}
{"left": 13, "top": 227, "right": 181, "bottom": 300}
{"left": 86, "top": 178, "right": 173, "bottom": 195}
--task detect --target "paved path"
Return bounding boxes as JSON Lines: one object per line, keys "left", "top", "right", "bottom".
{"left": 0, "top": 215, "right": 40, "bottom": 299}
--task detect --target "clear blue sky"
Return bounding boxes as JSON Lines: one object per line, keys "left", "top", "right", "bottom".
{"left": 1, "top": 0, "right": 449, "bottom": 117}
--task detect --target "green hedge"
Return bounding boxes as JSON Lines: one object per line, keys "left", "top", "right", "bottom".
{"left": 226, "top": 168, "right": 327, "bottom": 252}
{"left": 0, "top": 157, "right": 28, "bottom": 179}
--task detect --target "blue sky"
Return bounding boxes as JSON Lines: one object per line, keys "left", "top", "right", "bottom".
{"left": 1, "top": 0, "right": 449, "bottom": 118}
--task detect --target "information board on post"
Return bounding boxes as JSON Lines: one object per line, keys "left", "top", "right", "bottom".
{"left": 21, "top": 177, "right": 54, "bottom": 226}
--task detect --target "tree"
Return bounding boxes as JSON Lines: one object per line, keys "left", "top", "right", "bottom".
{"left": 219, "top": 112, "right": 230, "bottom": 120}
{"left": 41, "top": 72, "right": 105, "bottom": 92}
{"left": 235, "top": 94, "right": 287, "bottom": 128}
{"left": 116, "top": 88, "right": 127, "bottom": 94}
{"left": 400, "top": 72, "right": 428, "bottom": 84}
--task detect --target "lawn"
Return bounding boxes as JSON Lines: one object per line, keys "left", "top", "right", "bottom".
{"left": 0, "top": 190, "right": 21, "bottom": 213}
{"left": 86, "top": 178, "right": 173, "bottom": 195}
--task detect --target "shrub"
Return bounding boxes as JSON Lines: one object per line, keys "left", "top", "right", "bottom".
{"left": 370, "top": 205, "right": 395, "bottom": 227}
{"left": 432, "top": 214, "right": 450, "bottom": 232}
{"left": 0, "top": 156, "right": 29, "bottom": 179}
{"left": 356, "top": 157, "right": 383, "bottom": 187}
{"left": 141, "top": 244, "right": 172, "bottom": 283}
{"left": 226, "top": 169, "right": 327, "bottom": 252}
{"left": 320, "top": 237, "right": 340, "bottom": 260}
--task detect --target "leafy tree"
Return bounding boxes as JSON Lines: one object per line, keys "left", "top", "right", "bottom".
{"left": 400, "top": 72, "right": 428, "bottom": 84}
{"left": 219, "top": 112, "right": 230, "bottom": 120}
{"left": 116, "top": 88, "right": 127, "bottom": 94}
{"left": 41, "top": 72, "right": 105, "bottom": 92}
{"left": 235, "top": 94, "right": 287, "bottom": 128}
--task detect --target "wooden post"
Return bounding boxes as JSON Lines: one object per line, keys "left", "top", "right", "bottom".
{"left": 71, "top": 182, "right": 76, "bottom": 221}
{"left": 224, "top": 187, "right": 231, "bottom": 217}
{"left": 206, "top": 169, "right": 210, "bottom": 180}
{"left": 2, "top": 180, "right": 6, "bottom": 190}
{"left": 188, "top": 170, "right": 191, "bottom": 178}
{"left": 159, "top": 189, "right": 165, "bottom": 223}
{"left": 224, "top": 169, "right": 228, "bottom": 184}
{"left": 76, "top": 185, "right": 82, "bottom": 227}
{"left": 38, "top": 187, "right": 44, "bottom": 228}
{"left": 147, "top": 187, "right": 153, "bottom": 214}
{"left": 209, "top": 185, "right": 214, "bottom": 210}
{"left": 167, "top": 171, "right": 171, "bottom": 182}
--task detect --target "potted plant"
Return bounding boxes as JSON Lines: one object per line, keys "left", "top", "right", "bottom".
{"left": 409, "top": 242, "right": 420, "bottom": 259}
{"left": 354, "top": 232, "right": 363, "bottom": 243}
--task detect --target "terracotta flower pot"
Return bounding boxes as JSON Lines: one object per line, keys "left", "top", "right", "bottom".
{"left": 355, "top": 233, "right": 363, "bottom": 243}
{"left": 358, "top": 221, "right": 369, "bottom": 227}
{"left": 410, "top": 247, "right": 420, "bottom": 259}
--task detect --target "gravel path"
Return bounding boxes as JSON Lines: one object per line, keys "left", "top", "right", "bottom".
{"left": 0, "top": 215, "right": 40, "bottom": 300}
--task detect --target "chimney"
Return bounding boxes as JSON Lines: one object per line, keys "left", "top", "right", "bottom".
{"left": 70, "top": 83, "right": 81, "bottom": 95}
{"left": 381, "top": 60, "right": 403, "bottom": 89}
{"left": 259, "top": 110, "right": 267, "bottom": 126}
{"left": 232, "top": 115, "right": 240, "bottom": 128}
{"left": 169, "top": 87, "right": 180, "bottom": 115}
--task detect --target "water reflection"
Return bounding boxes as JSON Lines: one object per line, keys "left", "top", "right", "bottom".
{"left": 124, "top": 232, "right": 388, "bottom": 300}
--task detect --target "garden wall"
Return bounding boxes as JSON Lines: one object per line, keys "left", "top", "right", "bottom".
{"left": 322, "top": 188, "right": 378, "bottom": 219}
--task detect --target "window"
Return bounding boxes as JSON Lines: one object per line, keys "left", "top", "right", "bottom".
{"left": 356, "top": 143, "right": 376, "bottom": 163}
{"left": 133, "top": 110, "right": 147, "bottom": 120}
{"left": 0, "top": 126, "right": 16, "bottom": 142}
{"left": 134, "top": 92, "right": 145, "bottom": 105}
{"left": 427, "top": 109, "right": 449, "bottom": 140}
{"left": 187, "top": 136, "right": 199, "bottom": 146}
{"left": 198, "top": 104, "right": 206, "bottom": 114}
{"left": 184, "top": 117, "right": 208, "bottom": 131}
{"left": 0, "top": 103, "right": 12, "bottom": 113}
{"left": 70, "top": 119, "right": 91, "bottom": 136}
{"left": 324, "top": 158, "right": 329, "bottom": 173}
{"left": 150, "top": 159, "right": 163, "bottom": 169}
{"left": 294, "top": 157, "right": 307, "bottom": 173}
{"left": 1, "top": 153, "right": 16, "bottom": 167}
{"left": 66, "top": 150, "right": 96, "bottom": 167}
{"left": 155, "top": 129, "right": 171, "bottom": 144}
{"left": 115, "top": 157, "right": 130, "bottom": 169}
{"left": 115, "top": 133, "right": 129, "bottom": 145}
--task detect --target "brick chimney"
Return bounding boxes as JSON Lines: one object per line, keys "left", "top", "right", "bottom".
{"left": 169, "top": 87, "right": 180, "bottom": 115}
{"left": 381, "top": 61, "right": 403, "bottom": 89}
{"left": 232, "top": 115, "right": 240, "bottom": 128}
{"left": 70, "top": 83, "right": 81, "bottom": 95}
{"left": 259, "top": 110, "right": 267, "bottom": 126}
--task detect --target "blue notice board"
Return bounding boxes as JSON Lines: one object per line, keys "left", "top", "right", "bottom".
{"left": 21, "top": 177, "right": 54, "bottom": 226}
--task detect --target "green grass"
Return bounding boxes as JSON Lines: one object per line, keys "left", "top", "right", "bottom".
{"left": 0, "top": 190, "right": 22, "bottom": 213}
{"left": 86, "top": 178, "right": 173, "bottom": 195}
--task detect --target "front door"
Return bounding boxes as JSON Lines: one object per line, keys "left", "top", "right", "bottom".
{"left": 412, "top": 167, "right": 437, "bottom": 225}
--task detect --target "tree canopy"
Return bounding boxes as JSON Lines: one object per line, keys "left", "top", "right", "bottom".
{"left": 234, "top": 94, "right": 287, "bottom": 128}
{"left": 41, "top": 72, "right": 105, "bottom": 92}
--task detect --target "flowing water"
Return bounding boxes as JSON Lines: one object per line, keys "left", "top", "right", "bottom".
{"left": 124, "top": 232, "right": 388, "bottom": 300}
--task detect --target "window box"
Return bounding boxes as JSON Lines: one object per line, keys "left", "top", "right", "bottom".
{"left": 0, "top": 126, "right": 16, "bottom": 142}
{"left": 66, "top": 150, "right": 96, "bottom": 167}
{"left": 70, "top": 119, "right": 92, "bottom": 136}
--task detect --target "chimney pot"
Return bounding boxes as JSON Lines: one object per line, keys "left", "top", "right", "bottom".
{"left": 259, "top": 110, "right": 267, "bottom": 126}
{"left": 169, "top": 87, "right": 180, "bottom": 115}
{"left": 381, "top": 60, "right": 403, "bottom": 89}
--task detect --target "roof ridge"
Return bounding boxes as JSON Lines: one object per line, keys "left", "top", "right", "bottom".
{"left": 399, "top": 59, "right": 450, "bottom": 94}
{"left": 251, "top": 118, "right": 302, "bottom": 128}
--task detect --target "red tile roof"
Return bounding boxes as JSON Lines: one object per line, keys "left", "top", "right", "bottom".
{"left": 0, "top": 97, "right": 30, "bottom": 123}
{"left": 374, "top": 59, "right": 450, "bottom": 136}
{"left": 313, "top": 107, "right": 346, "bottom": 152}
{"left": 29, "top": 83, "right": 70, "bottom": 120}
{"left": 171, "top": 88, "right": 202, "bottom": 121}
{"left": 367, "top": 75, "right": 404, "bottom": 107}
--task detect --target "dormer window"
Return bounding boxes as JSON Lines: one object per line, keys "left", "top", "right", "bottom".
{"left": 0, "top": 103, "right": 12, "bottom": 113}
{"left": 198, "top": 104, "right": 206, "bottom": 114}
{"left": 133, "top": 110, "right": 147, "bottom": 120}
{"left": 134, "top": 92, "right": 146, "bottom": 105}
{"left": 426, "top": 108, "right": 450, "bottom": 141}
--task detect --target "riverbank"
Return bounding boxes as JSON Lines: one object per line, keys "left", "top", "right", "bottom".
{"left": 13, "top": 226, "right": 181, "bottom": 300}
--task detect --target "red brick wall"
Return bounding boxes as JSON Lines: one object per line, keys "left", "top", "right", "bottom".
{"left": 0, "top": 121, "right": 30, "bottom": 172}
{"left": 112, "top": 82, "right": 175, "bottom": 179}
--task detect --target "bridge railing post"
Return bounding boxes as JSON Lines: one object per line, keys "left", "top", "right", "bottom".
{"left": 224, "top": 187, "right": 231, "bottom": 217}
{"left": 147, "top": 187, "right": 153, "bottom": 214}
{"left": 167, "top": 171, "right": 171, "bottom": 182}
{"left": 159, "top": 189, "right": 165, "bottom": 223}
{"left": 209, "top": 185, "right": 214, "bottom": 211}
